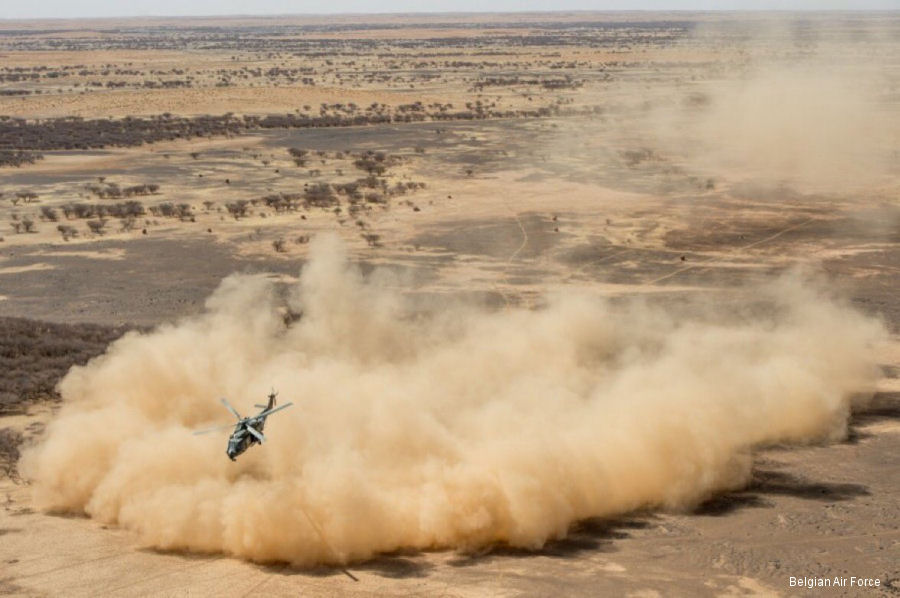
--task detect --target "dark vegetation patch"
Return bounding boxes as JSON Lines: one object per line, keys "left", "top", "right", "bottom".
{"left": 84, "top": 182, "right": 159, "bottom": 199}
{"left": 0, "top": 149, "right": 43, "bottom": 167}
{"left": 0, "top": 104, "right": 562, "bottom": 168}
{"left": 45, "top": 200, "right": 153, "bottom": 238}
{"left": 0, "top": 428, "right": 22, "bottom": 479}
{"left": 0, "top": 317, "right": 128, "bottom": 415}
{"left": 471, "top": 75, "right": 584, "bottom": 91}
{"left": 0, "top": 20, "right": 690, "bottom": 52}
{"left": 229, "top": 148, "right": 426, "bottom": 248}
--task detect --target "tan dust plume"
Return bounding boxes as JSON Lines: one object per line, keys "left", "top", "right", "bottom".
{"left": 668, "top": 62, "right": 895, "bottom": 193}
{"left": 582, "top": 19, "right": 899, "bottom": 195}
{"left": 20, "top": 236, "right": 885, "bottom": 565}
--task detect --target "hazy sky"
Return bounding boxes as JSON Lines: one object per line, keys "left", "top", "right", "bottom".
{"left": 1, "top": 0, "right": 898, "bottom": 20}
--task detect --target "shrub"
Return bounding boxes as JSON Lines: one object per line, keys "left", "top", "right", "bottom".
{"left": 225, "top": 200, "right": 249, "bottom": 219}
{"left": 86, "top": 219, "right": 107, "bottom": 235}
{"left": 303, "top": 183, "right": 337, "bottom": 208}
{"left": 40, "top": 206, "right": 58, "bottom": 221}
{"left": 57, "top": 224, "right": 78, "bottom": 240}
{"left": 361, "top": 233, "right": 382, "bottom": 247}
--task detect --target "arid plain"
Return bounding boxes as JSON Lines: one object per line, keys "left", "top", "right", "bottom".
{"left": 0, "top": 12, "right": 899, "bottom": 597}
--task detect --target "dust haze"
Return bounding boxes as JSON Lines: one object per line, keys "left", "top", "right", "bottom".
{"left": 20, "top": 235, "right": 886, "bottom": 565}
{"left": 599, "top": 21, "right": 899, "bottom": 195}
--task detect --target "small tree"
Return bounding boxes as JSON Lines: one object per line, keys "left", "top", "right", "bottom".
{"left": 225, "top": 200, "right": 249, "bottom": 219}
{"left": 120, "top": 216, "right": 137, "bottom": 232}
{"left": 86, "top": 219, "right": 107, "bottom": 236}
{"left": 57, "top": 224, "right": 78, "bottom": 241}
{"left": 362, "top": 233, "right": 382, "bottom": 248}
{"left": 40, "top": 206, "right": 58, "bottom": 222}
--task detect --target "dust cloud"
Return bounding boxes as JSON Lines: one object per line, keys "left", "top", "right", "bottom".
{"left": 606, "top": 20, "right": 899, "bottom": 195}
{"left": 665, "top": 63, "right": 895, "bottom": 192}
{"left": 20, "top": 236, "right": 885, "bottom": 565}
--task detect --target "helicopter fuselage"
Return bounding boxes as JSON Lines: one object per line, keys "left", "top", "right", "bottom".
{"left": 194, "top": 392, "right": 292, "bottom": 461}
{"left": 226, "top": 416, "right": 266, "bottom": 461}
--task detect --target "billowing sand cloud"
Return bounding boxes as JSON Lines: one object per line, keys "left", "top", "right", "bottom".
{"left": 591, "top": 20, "right": 899, "bottom": 195}
{"left": 673, "top": 63, "right": 894, "bottom": 191}
{"left": 20, "top": 235, "right": 885, "bottom": 565}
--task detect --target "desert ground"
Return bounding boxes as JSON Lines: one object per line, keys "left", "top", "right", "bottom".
{"left": 0, "top": 11, "right": 899, "bottom": 597}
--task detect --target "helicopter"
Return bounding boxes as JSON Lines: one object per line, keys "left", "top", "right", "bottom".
{"left": 194, "top": 391, "right": 293, "bottom": 461}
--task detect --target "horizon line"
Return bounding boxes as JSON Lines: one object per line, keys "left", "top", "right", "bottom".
{"left": 2, "top": 8, "right": 899, "bottom": 22}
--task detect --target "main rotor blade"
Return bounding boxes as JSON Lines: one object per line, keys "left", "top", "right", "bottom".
{"left": 257, "top": 402, "right": 293, "bottom": 418}
{"left": 220, "top": 398, "right": 242, "bottom": 420}
{"left": 245, "top": 425, "right": 266, "bottom": 444}
{"left": 193, "top": 423, "right": 234, "bottom": 436}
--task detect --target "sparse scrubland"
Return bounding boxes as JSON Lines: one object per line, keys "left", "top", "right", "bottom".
{"left": 0, "top": 317, "right": 128, "bottom": 415}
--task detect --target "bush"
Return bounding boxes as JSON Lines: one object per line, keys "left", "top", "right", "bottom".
{"left": 288, "top": 147, "right": 308, "bottom": 166}
{"left": 365, "top": 192, "right": 385, "bottom": 204}
{"left": 225, "top": 200, "right": 249, "bottom": 219}
{"left": 57, "top": 224, "right": 78, "bottom": 240}
{"left": 303, "top": 183, "right": 337, "bottom": 208}
{"left": 40, "top": 206, "right": 58, "bottom": 221}
{"left": 86, "top": 219, "right": 107, "bottom": 235}
{"left": 362, "top": 233, "right": 382, "bottom": 247}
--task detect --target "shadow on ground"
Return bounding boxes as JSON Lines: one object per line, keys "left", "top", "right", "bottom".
{"left": 847, "top": 391, "right": 900, "bottom": 444}
{"left": 446, "top": 515, "right": 655, "bottom": 568}
{"left": 694, "top": 467, "right": 870, "bottom": 517}
{"left": 241, "top": 515, "right": 656, "bottom": 580}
